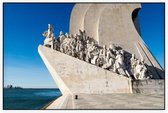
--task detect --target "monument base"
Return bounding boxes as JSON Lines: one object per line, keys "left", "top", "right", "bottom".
{"left": 38, "top": 45, "right": 164, "bottom": 109}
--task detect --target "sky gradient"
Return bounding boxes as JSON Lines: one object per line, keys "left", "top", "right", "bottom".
{"left": 4, "top": 3, "right": 164, "bottom": 88}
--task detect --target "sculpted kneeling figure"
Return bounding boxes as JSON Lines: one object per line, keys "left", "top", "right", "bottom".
{"left": 134, "top": 59, "right": 148, "bottom": 80}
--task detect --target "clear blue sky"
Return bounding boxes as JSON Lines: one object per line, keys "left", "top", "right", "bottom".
{"left": 4, "top": 3, "right": 164, "bottom": 88}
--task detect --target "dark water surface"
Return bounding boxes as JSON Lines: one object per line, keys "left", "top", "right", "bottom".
{"left": 4, "top": 88, "right": 62, "bottom": 110}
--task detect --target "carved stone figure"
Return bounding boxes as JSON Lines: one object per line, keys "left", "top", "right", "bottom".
{"left": 76, "top": 41, "right": 84, "bottom": 59}
{"left": 79, "top": 50, "right": 84, "bottom": 60}
{"left": 65, "top": 33, "right": 69, "bottom": 38}
{"left": 134, "top": 59, "right": 147, "bottom": 80}
{"left": 85, "top": 42, "right": 95, "bottom": 62}
{"left": 82, "top": 30, "right": 87, "bottom": 41}
{"left": 113, "top": 51, "right": 125, "bottom": 74}
{"left": 86, "top": 40, "right": 91, "bottom": 49}
{"left": 66, "top": 48, "right": 72, "bottom": 56}
{"left": 43, "top": 24, "right": 55, "bottom": 48}
{"left": 130, "top": 54, "right": 137, "bottom": 74}
{"left": 134, "top": 59, "right": 148, "bottom": 80}
{"left": 102, "top": 45, "right": 107, "bottom": 58}
{"left": 102, "top": 48, "right": 115, "bottom": 69}
{"left": 91, "top": 46, "right": 99, "bottom": 65}
{"left": 47, "top": 24, "right": 54, "bottom": 38}
{"left": 60, "top": 35, "right": 72, "bottom": 54}
{"left": 109, "top": 43, "right": 117, "bottom": 55}
{"left": 79, "top": 30, "right": 87, "bottom": 41}
{"left": 134, "top": 60, "right": 141, "bottom": 79}
{"left": 102, "top": 45, "right": 107, "bottom": 64}
{"left": 76, "top": 40, "right": 82, "bottom": 52}
{"left": 52, "top": 35, "right": 60, "bottom": 50}
{"left": 88, "top": 42, "right": 95, "bottom": 56}
{"left": 102, "top": 58, "right": 114, "bottom": 70}
{"left": 106, "top": 48, "right": 115, "bottom": 63}
{"left": 139, "top": 59, "right": 148, "bottom": 79}
{"left": 59, "top": 31, "right": 66, "bottom": 44}
{"left": 69, "top": 37, "right": 76, "bottom": 57}
{"left": 96, "top": 49, "right": 104, "bottom": 67}
{"left": 113, "top": 51, "right": 130, "bottom": 77}
{"left": 69, "top": 34, "right": 73, "bottom": 39}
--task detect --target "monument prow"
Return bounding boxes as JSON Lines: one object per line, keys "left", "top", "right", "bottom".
{"left": 38, "top": 45, "right": 132, "bottom": 95}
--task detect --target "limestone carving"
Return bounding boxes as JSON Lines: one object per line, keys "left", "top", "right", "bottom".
{"left": 97, "top": 49, "right": 104, "bottom": 67}
{"left": 42, "top": 24, "right": 150, "bottom": 80}
{"left": 134, "top": 59, "right": 148, "bottom": 80}
{"left": 43, "top": 24, "right": 55, "bottom": 48}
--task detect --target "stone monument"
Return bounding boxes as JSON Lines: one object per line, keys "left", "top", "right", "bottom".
{"left": 38, "top": 3, "right": 164, "bottom": 109}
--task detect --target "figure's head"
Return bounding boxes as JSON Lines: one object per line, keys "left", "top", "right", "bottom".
{"left": 60, "top": 31, "right": 63, "bottom": 35}
{"left": 48, "top": 24, "right": 51, "bottom": 28}
{"left": 110, "top": 43, "right": 115, "bottom": 49}
{"left": 65, "top": 33, "right": 69, "bottom": 37}
{"left": 48, "top": 24, "right": 53, "bottom": 30}
{"left": 91, "top": 41, "right": 94, "bottom": 46}
{"left": 103, "top": 45, "right": 106, "bottom": 49}
{"left": 120, "top": 50, "right": 124, "bottom": 55}
{"left": 87, "top": 40, "right": 89, "bottom": 44}
{"left": 69, "top": 34, "right": 73, "bottom": 38}
{"left": 137, "top": 60, "right": 141, "bottom": 64}
{"left": 51, "top": 33, "right": 54, "bottom": 37}
{"left": 132, "top": 54, "right": 135, "bottom": 58}
{"left": 73, "top": 34, "right": 76, "bottom": 38}
{"left": 76, "top": 36, "right": 80, "bottom": 40}
{"left": 141, "top": 58, "right": 145, "bottom": 64}
{"left": 116, "top": 51, "right": 119, "bottom": 55}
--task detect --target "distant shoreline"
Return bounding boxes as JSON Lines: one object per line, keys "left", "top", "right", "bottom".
{"left": 4, "top": 88, "right": 61, "bottom": 109}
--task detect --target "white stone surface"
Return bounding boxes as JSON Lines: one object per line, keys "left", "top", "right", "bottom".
{"left": 74, "top": 93, "right": 164, "bottom": 109}
{"left": 38, "top": 45, "right": 132, "bottom": 94}
{"left": 45, "top": 93, "right": 74, "bottom": 109}
{"left": 70, "top": 3, "right": 164, "bottom": 79}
